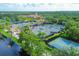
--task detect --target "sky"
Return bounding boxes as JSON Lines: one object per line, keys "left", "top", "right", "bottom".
{"left": 0, "top": 0, "right": 79, "bottom": 11}
{"left": 0, "top": 0, "right": 79, "bottom": 3}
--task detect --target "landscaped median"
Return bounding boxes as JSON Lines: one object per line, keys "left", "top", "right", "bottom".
{"left": 45, "top": 32, "right": 64, "bottom": 41}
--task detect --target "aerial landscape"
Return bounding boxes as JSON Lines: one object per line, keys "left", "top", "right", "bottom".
{"left": 0, "top": 3, "right": 79, "bottom": 56}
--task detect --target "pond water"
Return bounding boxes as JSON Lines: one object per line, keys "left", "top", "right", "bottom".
{"left": 12, "top": 22, "right": 28, "bottom": 28}
{"left": 0, "top": 38, "right": 21, "bottom": 56}
{"left": 31, "top": 24, "right": 64, "bottom": 36}
{"left": 48, "top": 37, "right": 79, "bottom": 50}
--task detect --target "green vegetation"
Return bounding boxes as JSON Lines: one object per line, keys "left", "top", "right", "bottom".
{"left": 63, "top": 20, "right": 79, "bottom": 40}
{"left": 37, "top": 32, "right": 46, "bottom": 38}
{"left": 19, "top": 26, "right": 79, "bottom": 56}
{"left": 0, "top": 11, "right": 79, "bottom": 56}
{"left": 19, "top": 26, "right": 53, "bottom": 55}
{"left": 18, "top": 16, "right": 33, "bottom": 21}
{"left": 45, "top": 32, "right": 62, "bottom": 40}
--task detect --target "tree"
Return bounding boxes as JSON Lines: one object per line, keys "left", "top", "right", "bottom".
{"left": 37, "top": 32, "right": 46, "bottom": 38}
{"left": 19, "top": 26, "right": 53, "bottom": 55}
{"left": 64, "top": 20, "right": 79, "bottom": 40}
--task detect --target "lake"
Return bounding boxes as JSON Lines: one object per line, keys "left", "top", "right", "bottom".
{"left": 0, "top": 38, "right": 21, "bottom": 56}
{"left": 31, "top": 24, "right": 64, "bottom": 36}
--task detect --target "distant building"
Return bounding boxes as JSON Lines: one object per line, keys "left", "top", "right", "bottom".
{"left": 18, "top": 13, "right": 46, "bottom": 24}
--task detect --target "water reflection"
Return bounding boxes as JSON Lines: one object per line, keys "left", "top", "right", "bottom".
{"left": 48, "top": 37, "right": 79, "bottom": 50}
{"left": 0, "top": 38, "right": 21, "bottom": 56}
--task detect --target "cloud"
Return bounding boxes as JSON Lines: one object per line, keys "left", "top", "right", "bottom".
{"left": 0, "top": 3, "right": 79, "bottom": 11}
